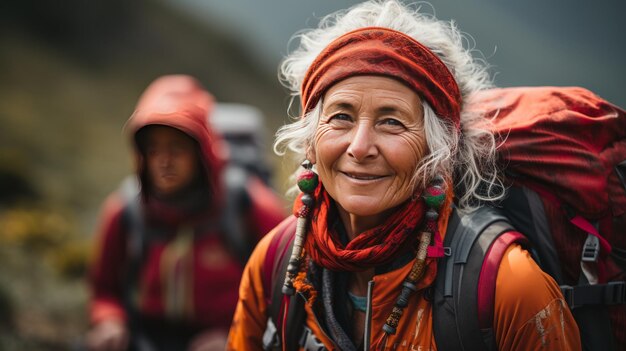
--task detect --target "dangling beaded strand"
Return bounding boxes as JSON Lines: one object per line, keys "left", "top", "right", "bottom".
{"left": 282, "top": 160, "right": 319, "bottom": 295}
{"left": 380, "top": 176, "right": 446, "bottom": 341}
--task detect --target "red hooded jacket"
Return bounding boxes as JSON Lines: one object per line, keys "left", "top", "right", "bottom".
{"left": 88, "top": 75, "right": 286, "bottom": 336}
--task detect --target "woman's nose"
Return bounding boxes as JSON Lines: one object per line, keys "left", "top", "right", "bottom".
{"left": 157, "top": 150, "right": 173, "bottom": 167}
{"left": 347, "top": 121, "right": 377, "bottom": 161}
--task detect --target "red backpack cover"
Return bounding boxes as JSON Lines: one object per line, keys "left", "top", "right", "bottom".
{"left": 470, "top": 86, "right": 626, "bottom": 346}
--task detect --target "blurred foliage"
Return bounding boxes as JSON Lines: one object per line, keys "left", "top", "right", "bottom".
{"left": 0, "top": 204, "right": 91, "bottom": 278}
{"left": 0, "top": 207, "right": 74, "bottom": 251}
{"left": 0, "top": 201, "right": 91, "bottom": 349}
{"left": 49, "top": 240, "right": 92, "bottom": 280}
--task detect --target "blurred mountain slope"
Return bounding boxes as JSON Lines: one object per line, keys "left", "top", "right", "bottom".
{"left": 0, "top": 0, "right": 288, "bottom": 230}
{"left": 0, "top": 1, "right": 287, "bottom": 349}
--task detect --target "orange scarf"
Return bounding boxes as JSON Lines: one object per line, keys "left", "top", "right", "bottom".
{"left": 297, "top": 184, "right": 426, "bottom": 272}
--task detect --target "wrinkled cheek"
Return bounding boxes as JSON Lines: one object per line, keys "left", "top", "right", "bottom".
{"left": 315, "top": 166, "right": 332, "bottom": 187}
{"left": 387, "top": 177, "right": 415, "bottom": 204}
{"left": 399, "top": 131, "right": 428, "bottom": 158}
{"left": 313, "top": 130, "right": 345, "bottom": 180}
{"left": 389, "top": 146, "right": 425, "bottom": 200}
{"left": 409, "top": 140, "right": 429, "bottom": 164}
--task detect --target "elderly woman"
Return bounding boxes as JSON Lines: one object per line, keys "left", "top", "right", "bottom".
{"left": 227, "top": 1, "right": 581, "bottom": 350}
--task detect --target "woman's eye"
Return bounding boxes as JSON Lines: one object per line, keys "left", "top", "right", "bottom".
{"left": 328, "top": 113, "right": 351, "bottom": 122}
{"left": 380, "top": 118, "right": 405, "bottom": 127}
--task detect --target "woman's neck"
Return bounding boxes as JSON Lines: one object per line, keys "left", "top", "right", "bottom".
{"left": 336, "top": 205, "right": 393, "bottom": 241}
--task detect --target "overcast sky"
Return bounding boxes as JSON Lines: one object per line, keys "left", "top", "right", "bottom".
{"left": 164, "top": 0, "right": 625, "bottom": 106}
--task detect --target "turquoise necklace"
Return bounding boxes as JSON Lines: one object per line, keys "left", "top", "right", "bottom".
{"left": 348, "top": 291, "right": 367, "bottom": 312}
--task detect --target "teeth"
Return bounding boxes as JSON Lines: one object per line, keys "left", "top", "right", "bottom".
{"left": 347, "top": 173, "right": 378, "bottom": 180}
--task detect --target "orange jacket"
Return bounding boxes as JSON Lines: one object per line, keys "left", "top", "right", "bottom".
{"left": 227, "top": 223, "right": 581, "bottom": 350}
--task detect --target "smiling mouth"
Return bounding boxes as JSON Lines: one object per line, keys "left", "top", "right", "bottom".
{"left": 342, "top": 172, "right": 386, "bottom": 181}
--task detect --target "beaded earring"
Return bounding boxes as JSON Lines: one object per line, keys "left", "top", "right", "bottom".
{"left": 379, "top": 175, "right": 446, "bottom": 346}
{"left": 282, "top": 160, "right": 319, "bottom": 295}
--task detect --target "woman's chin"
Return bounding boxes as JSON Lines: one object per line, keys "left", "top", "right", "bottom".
{"left": 335, "top": 196, "right": 394, "bottom": 218}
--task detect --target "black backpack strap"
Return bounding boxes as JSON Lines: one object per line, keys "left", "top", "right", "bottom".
{"left": 120, "top": 193, "right": 169, "bottom": 350}
{"left": 220, "top": 164, "right": 254, "bottom": 264}
{"left": 500, "top": 185, "right": 564, "bottom": 282}
{"left": 433, "top": 206, "right": 522, "bottom": 351}
{"left": 118, "top": 178, "right": 145, "bottom": 337}
{"left": 119, "top": 177, "right": 176, "bottom": 348}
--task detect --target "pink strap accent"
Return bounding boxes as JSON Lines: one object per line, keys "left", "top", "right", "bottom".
{"left": 262, "top": 217, "right": 296, "bottom": 305}
{"left": 263, "top": 240, "right": 281, "bottom": 296}
{"left": 569, "top": 215, "right": 612, "bottom": 255}
{"left": 477, "top": 231, "right": 528, "bottom": 329}
{"left": 427, "top": 230, "right": 446, "bottom": 258}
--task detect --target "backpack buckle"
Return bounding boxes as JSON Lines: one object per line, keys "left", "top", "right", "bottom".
{"left": 262, "top": 318, "right": 279, "bottom": 350}
{"left": 299, "top": 326, "right": 326, "bottom": 351}
{"left": 582, "top": 234, "right": 600, "bottom": 262}
{"left": 605, "top": 281, "right": 626, "bottom": 305}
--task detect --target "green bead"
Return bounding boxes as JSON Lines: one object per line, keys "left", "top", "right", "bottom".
{"left": 423, "top": 185, "right": 445, "bottom": 209}
{"left": 297, "top": 170, "right": 318, "bottom": 193}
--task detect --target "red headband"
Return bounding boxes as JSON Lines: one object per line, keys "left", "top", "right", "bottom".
{"left": 301, "top": 27, "right": 461, "bottom": 128}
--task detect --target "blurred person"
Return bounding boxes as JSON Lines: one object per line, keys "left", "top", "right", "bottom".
{"left": 86, "top": 75, "right": 286, "bottom": 351}
{"left": 225, "top": 1, "right": 591, "bottom": 350}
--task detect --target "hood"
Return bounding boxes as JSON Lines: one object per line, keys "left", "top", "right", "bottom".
{"left": 125, "top": 74, "right": 227, "bottom": 207}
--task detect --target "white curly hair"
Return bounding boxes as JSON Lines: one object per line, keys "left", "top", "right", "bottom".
{"left": 274, "top": 0, "right": 504, "bottom": 211}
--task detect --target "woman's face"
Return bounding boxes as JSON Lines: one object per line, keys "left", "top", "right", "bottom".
{"left": 144, "top": 125, "right": 199, "bottom": 197}
{"left": 310, "top": 75, "right": 428, "bottom": 222}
